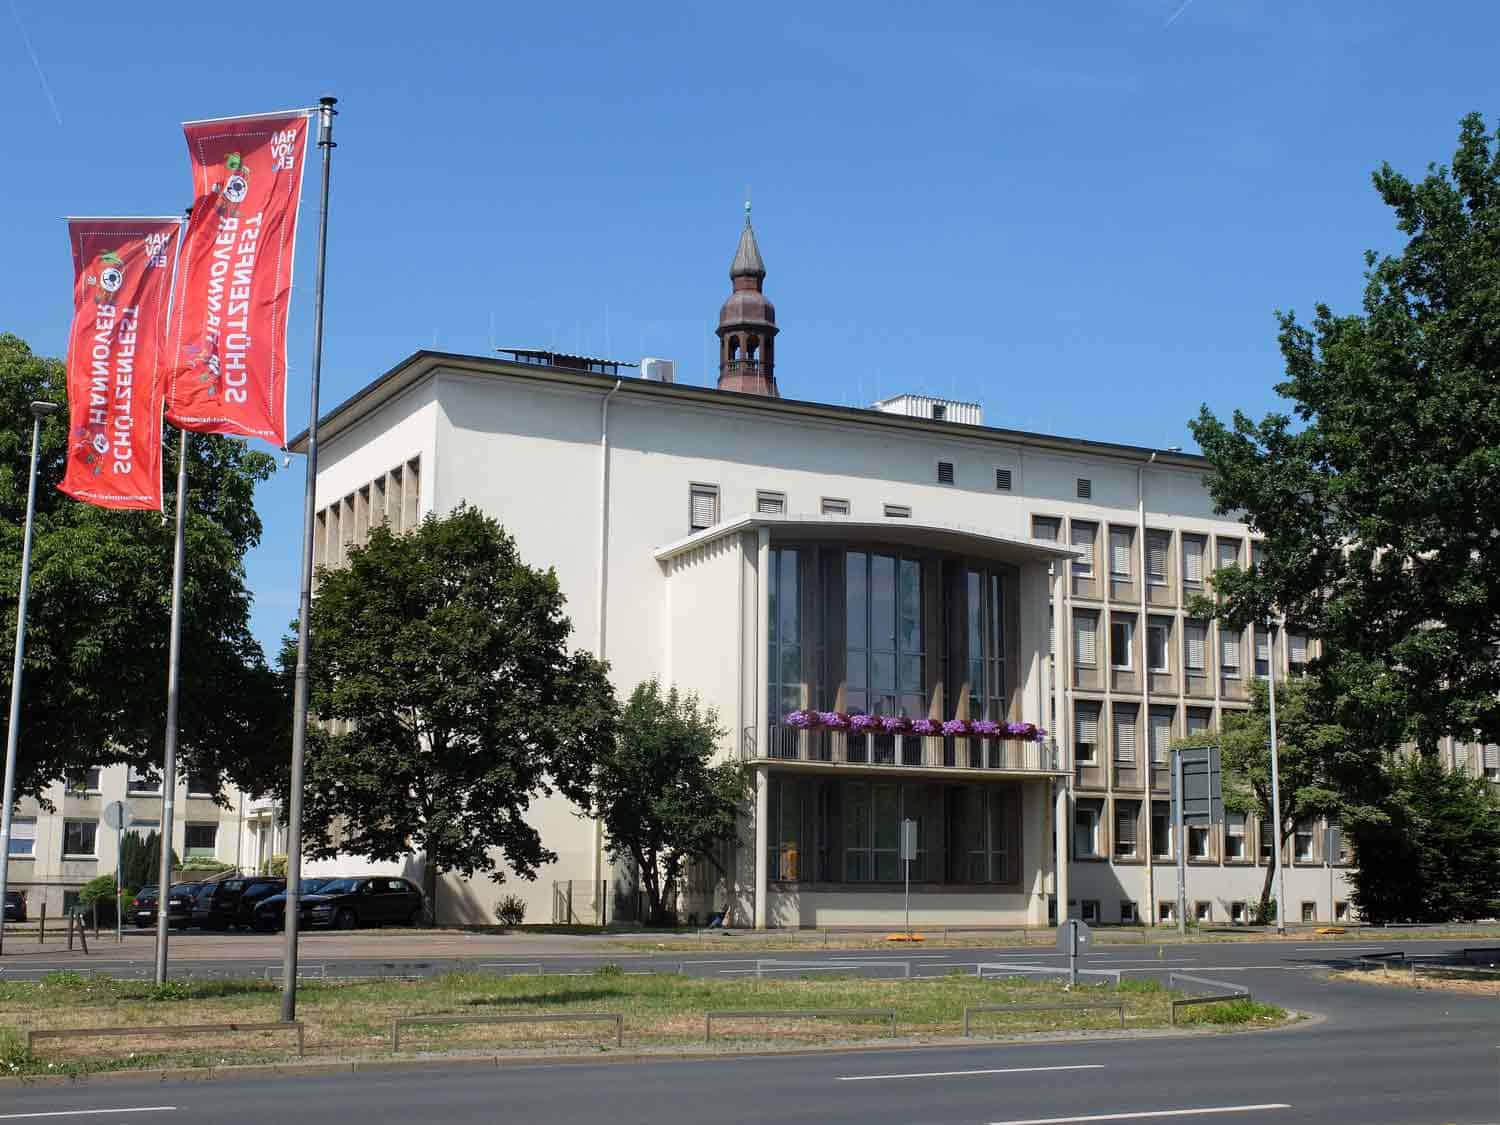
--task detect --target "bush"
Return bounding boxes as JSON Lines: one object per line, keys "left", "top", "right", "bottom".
{"left": 494, "top": 894, "right": 526, "bottom": 927}
{"left": 264, "top": 855, "right": 288, "bottom": 877}
{"left": 179, "top": 858, "right": 234, "bottom": 874}
{"left": 1176, "top": 998, "right": 1284, "bottom": 1025}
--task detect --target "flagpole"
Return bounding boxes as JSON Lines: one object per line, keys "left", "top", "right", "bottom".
{"left": 153, "top": 427, "right": 189, "bottom": 983}
{"left": 282, "top": 95, "right": 337, "bottom": 1023}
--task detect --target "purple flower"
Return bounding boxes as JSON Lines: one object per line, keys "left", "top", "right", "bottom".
{"left": 849, "top": 713, "right": 880, "bottom": 735}
{"left": 972, "top": 719, "right": 1001, "bottom": 738}
{"left": 784, "top": 709, "right": 817, "bottom": 730}
{"left": 909, "top": 718, "right": 940, "bottom": 736}
{"left": 880, "top": 715, "right": 911, "bottom": 735}
{"left": 941, "top": 719, "right": 971, "bottom": 737}
{"left": 817, "top": 711, "right": 850, "bottom": 731}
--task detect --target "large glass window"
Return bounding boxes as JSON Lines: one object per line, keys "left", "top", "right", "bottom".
{"left": 768, "top": 548, "right": 802, "bottom": 733}
{"left": 950, "top": 786, "right": 1019, "bottom": 883}
{"left": 843, "top": 782, "right": 912, "bottom": 882}
{"left": 767, "top": 776, "right": 804, "bottom": 881}
{"left": 63, "top": 820, "right": 97, "bottom": 857}
{"left": 8, "top": 816, "right": 35, "bottom": 856}
{"left": 966, "top": 570, "right": 1006, "bottom": 720}
{"left": 845, "top": 552, "right": 923, "bottom": 719}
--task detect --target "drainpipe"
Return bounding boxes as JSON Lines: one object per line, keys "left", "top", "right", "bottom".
{"left": 592, "top": 379, "right": 623, "bottom": 916}
{"left": 1140, "top": 452, "right": 1158, "bottom": 925}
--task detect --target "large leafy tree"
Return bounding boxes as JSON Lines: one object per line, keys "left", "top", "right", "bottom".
{"left": 1350, "top": 755, "right": 1500, "bottom": 924}
{"left": 1190, "top": 114, "right": 1500, "bottom": 756}
{"left": 566, "top": 680, "right": 746, "bottom": 927}
{"left": 0, "top": 332, "right": 285, "bottom": 801}
{"left": 298, "top": 504, "right": 616, "bottom": 917}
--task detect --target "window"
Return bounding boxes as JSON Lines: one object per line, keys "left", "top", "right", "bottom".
{"left": 1230, "top": 901, "right": 1247, "bottom": 924}
{"left": 844, "top": 782, "right": 922, "bottom": 882}
{"left": 63, "top": 820, "right": 97, "bottom": 857}
{"left": 1113, "top": 704, "right": 1138, "bottom": 766}
{"left": 1149, "top": 706, "right": 1174, "bottom": 767}
{"left": 1182, "top": 535, "right": 1206, "bottom": 587}
{"left": 1073, "top": 611, "right": 1099, "bottom": 668}
{"left": 1486, "top": 746, "right": 1500, "bottom": 782}
{"left": 994, "top": 468, "right": 1012, "bottom": 491}
{"left": 689, "top": 483, "right": 719, "bottom": 531}
{"left": 1216, "top": 538, "right": 1240, "bottom": 576}
{"left": 1110, "top": 618, "right": 1133, "bottom": 670}
{"left": 1220, "top": 628, "right": 1241, "bottom": 680}
{"left": 127, "top": 767, "right": 160, "bottom": 795}
{"left": 1070, "top": 522, "right": 1096, "bottom": 578}
{"left": 1195, "top": 901, "right": 1212, "bottom": 923}
{"left": 950, "top": 786, "right": 1021, "bottom": 884}
{"left": 1189, "top": 825, "right": 1210, "bottom": 859}
{"left": 1158, "top": 900, "right": 1176, "bottom": 924}
{"left": 1073, "top": 803, "right": 1100, "bottom": 858}
{"left": 63, "top": 891, "right": 81, "bottom": 916}
{"left": 965, "top": 569, "right": 1008, "bottom": 725}
{"left": 1151, "top": 802, "right": 1172, "bottom": 860}
{"left": 184, "top": 823, "right": 218, "bottom": 858}
{"left": 1114, "top": 800, "right": 1139, "bottom": 858}
{"left": 1146, "top": 532, "right": 1169, "bottom": 586}
{"left": 767, "top": 776, "right": 805, "bottom": 881}
{"left": 1294, "top": 821, "right": 1315, "bottom": 862}
{"left": 768, "top": 548, "right": 802, "bottom": 726}
{"left": 845, "top": 551, "right": 924, "bottom": 722}
{"left": 1031, "top": 516, "right": 1060, "bottom": 543}
{"left": 1076, "top": 478, "right": 1092, "bottom": 500}
{"left": 1147, "top": 619, "right": 1170, "bottom": 673}
{"left": 1335, "top": 900, "right": 1350, "bottom": 922}
{"left": 1184, "top": 621, "right": 1207, "bottom": 673}
{"left": 1186, "top": 707, "right": 1213, "bottom": 736}
{"left": 883, "top": 504, "right": 911, "bottom": 519}
{"left": 186, "top": 771, "right": 217, "bottom": 798}
{"left": 1120, "top": 900, "right": 1138, "bottom": 924}
{"left": 1252, "top": 542, "right": 1266, "bottom": 572}
{"left": 1074, "top": 702, "right": 1100, "bottom": 764}
{"left": 66, "top": 767, "right": 102, "bottom": 795}
{"left": 1301, "top": 902, "right": 1317, "bottom": 924}
{"left": 8, "top": 816, "right": 35, "bottom": 856}
{"left": 821, "top": 497, "right": 850, "bottom": 516}
{"left": 1225, "top": 813, "right": 1247, "bottom": 860}
{"left": 1288, "top": 633, "right": 1309, "bottom": 674}
{"left": 1080, "top": 900, "right": 1100, "bottom": 923}
{"left": 1109, "top": 527, "right": 1133, "bottom": 579}
{"left": 936, "top": 461, "right": 955, "bottom": 485}
{"left": 1455, "top": 744, "right": 1471, "bottom": 771}
{"left": 1259, "top": 819, "right": 1275, "bottom": 861}
{"left": 1254, "top": 627, "right": 1271, "bottom": 678}
{"left": 756, "top": 490, "right": 786, "bottom": 515}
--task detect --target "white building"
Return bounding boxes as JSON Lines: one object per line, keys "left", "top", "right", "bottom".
{"left": 295, "top": 214, "right": 1365, "bottom": 928}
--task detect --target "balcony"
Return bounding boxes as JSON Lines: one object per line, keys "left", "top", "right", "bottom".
{"left": 748, "top": 722, "right": 1060, "bottom": 775}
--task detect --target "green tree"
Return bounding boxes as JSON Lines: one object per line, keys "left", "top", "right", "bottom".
{"left": 1189, "top": 114, "right": 1500, "bottom": 757}
{"left": 1176, "top": 677, "right": 1359, "bottom": 923}
{"left": 1350, "top": 755, "right": 1500, "bottom": 923}
{"left": 297, "top": 505, "right": 617, "bottom": 919}
{"left": 118, "top": 833, "right": 149, "bottom": 891}
{"left": 567, "top": 680, "right": 746, "bottom": 927}
{"left": 0, "top": 332, "right": 287, "bottom": 800}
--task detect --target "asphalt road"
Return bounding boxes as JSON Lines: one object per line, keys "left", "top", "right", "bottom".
{"left": 2, "top": 937, "right": 1497, "bottom": 1122}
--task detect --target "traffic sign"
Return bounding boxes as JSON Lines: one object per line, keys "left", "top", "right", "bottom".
{"left": 102, "top": 801, "right": 131, "bottom": 831}
{"left": 1055, "top": 918, "right": 1092, "bottom": 956}
{"left": 1172, "top": 745, "right": 1223, "bottom": 823}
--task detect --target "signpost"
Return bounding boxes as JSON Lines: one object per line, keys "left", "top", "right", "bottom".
{"left": 899, "top": 818, "right": 918, "bottom": 939}
{"left": 1171, "top": 746, "right": 1223, "bottom": 937}
{"left": 1056, "top": 918, "right": 1091, "bottom": 986}
{"left": 102, "top": 801, "right": 130, "bottom": 945}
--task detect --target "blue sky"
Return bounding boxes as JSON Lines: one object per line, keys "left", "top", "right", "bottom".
{"left": 1, "top": 0, "right": 1491, "bottom": 658}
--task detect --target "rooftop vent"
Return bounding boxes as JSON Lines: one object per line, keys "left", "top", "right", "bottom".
{"left": 641, "top": 357, "right": 675, "bottom": 383}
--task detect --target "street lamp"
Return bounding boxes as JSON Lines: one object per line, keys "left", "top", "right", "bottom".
{"left": 0, "top": 401, "right": 63, "bottom": 954}
{"left": 1267, "top": 621, "right": 1288, "bottom": 935}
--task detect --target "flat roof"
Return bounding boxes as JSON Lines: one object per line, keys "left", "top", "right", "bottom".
{"left": 287, "top": 349, "right": 1207, "bottom": 469}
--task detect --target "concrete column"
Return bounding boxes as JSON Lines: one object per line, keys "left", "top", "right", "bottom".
{"left": 753, "top": 766, "right": 769, "bottom": 929}
{"left": 1054, "top": 778, "right": 1070, "bottom": 924}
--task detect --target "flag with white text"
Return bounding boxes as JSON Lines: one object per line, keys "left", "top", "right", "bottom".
{"left": 165, "top": 111, "right": 310, "bottom": 445}
{"left": 60, "top": 217, "right": 181, "bottom": 509}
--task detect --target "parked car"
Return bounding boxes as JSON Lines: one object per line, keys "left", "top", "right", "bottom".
{"left": 164, "top": 882, "right": 204, "bottom": 930}
{"left": 130, "top": 885, "right": 159, "bottom": 928}
{"left": 252, "top": 876, "right": 425, "bottom": 931}
{"left": 3, "top": 890, "right": 25, "bottom": 923}
{"left": 249, "top": 878, "right": 333, "bottom": 932}
{"left": 191, "top": 876, "right": 286, "bottom": 931}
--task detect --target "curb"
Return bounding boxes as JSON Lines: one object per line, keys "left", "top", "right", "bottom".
{"left": 0, "top": 1012, "right": 1314, "bottom": 1089}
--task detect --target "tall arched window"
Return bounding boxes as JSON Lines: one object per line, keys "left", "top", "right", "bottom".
{"left": 728, "top": 335, "right": 741, "bottom": 362}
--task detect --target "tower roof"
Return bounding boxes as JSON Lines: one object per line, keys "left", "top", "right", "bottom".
{"left": 730, "top": 202, "right": 765, "bottom": 279}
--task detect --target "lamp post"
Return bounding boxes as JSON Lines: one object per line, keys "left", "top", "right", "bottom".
{"left": 1267, "top": 622, "right": 1287, "bottom": 935}
{"left": 0, "top": 401, "right": 63, "bottom": 955}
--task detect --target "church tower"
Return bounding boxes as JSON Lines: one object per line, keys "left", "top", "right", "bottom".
{"left": 716, "top": 203, "right": 779, "bottom": 396}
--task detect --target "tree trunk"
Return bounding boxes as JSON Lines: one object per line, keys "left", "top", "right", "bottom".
{"left": 1257, "top": 855, "right": 1275, "bottom": 925}
{"left": 423, "top": 857, "right": 439, "bottom": 926}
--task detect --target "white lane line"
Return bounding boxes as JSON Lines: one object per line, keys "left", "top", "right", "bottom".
{"left": 1293, "top": 946, "right": 1383, "bottom": 952}
{"left": 989, "top": 1105, "right": 1291, "bottom": 1125}
{"left": 0, "top": 1110, "right": 178, "bottom": 1121}
{"left": 839, "top": 1064, "right": 1105, "bottom": 1082}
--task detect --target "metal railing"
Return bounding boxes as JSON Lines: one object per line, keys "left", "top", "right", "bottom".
{"left": 391, "top": 1012, "right": 623, "bottom": 1052}
{"left": 963, "top": 1001, "right": 1125, "bottom": 1035}
{"left": 704, "top": 1007, "right": 897, "bottom": 1043}
{"left": 28, "top": 1021, "right": 304, "bottom": 1057}
{"left": 750, "top": 722, "right": 1058, "bottom": 773}
{"left": 1167, "top": 972, "right": 1252, "bottom": 1025}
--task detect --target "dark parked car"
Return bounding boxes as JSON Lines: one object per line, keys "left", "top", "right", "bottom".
{"left": 191, "top": 876, "right": 286, "bottom": 931}
{"left": 249, "top": 878, "right": 332, "bottom": 932}
{"left": 253, "top": 876, "right": 425, "bottom": 931}
{"left": 164, "top": 882, "right": 204, "bottom": 930}
{"left": 130, "top": 885, "right": 159, "bottom": 928}
{"left": 3, "top": 890, "right": 25, "bottom": 923}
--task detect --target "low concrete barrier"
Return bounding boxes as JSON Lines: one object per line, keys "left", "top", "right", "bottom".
{"left": 704, "top": 1007, "right": 897, "bottom": 1043}
{"left": 390, "top": 1012, "right": 622, "bottom": 1052}
{"left": 28, "top": 1021, "right": 303, "bottom": 1057}
{"left": 963, "top": 1001, "right": 1125, "bottom": 1035}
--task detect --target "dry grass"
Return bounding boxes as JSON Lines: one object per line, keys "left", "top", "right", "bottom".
{"left": 1333, "top": 966, "right": 1500, "bottom": 996}
{"left": 0, "top": 968, "right": 1284, "bottom": 1076}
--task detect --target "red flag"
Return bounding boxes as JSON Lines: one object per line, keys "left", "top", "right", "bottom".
{"left": 165, "top": 110, "right": 310, "bottom": 445}
{"left": 60, "top": 218, "right": 181, "bottom": 510}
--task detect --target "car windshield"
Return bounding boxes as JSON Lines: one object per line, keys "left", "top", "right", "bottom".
{"left": 312, "top": 878, "right": 360, "bottom": 895}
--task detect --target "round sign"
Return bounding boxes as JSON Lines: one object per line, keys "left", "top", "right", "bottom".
{"left": 102, "top": 800, "right": 131, "bottom": 831}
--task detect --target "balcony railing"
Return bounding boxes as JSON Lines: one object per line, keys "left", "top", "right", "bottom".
{"left": 747, "top": 722, "right": 1059, "bottom": 773}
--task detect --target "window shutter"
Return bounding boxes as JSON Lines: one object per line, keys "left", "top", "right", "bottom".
{"left": 1075, "top": 615, "right": 1097, "bottom": 665}
{"left": 1150, "top": 709, "right": 1172, "bottom": 764}
{"left": 1455, "top": 744, "right": 1470, "bottom": 769}
{"left": 1220, "top": 631, "right": 1240, "bottom": 668}
{"left": 690, "top": 487, "right": 718, "bottom": 530}
{"left": 756, "top": 491, "right": 785, "bottom": 515}
{"left": 1147, "top": 535, "right": 1168, "bottom": 581}
{"left": 1032, "top": 517, "right": 1059, "bottom": 542}
{"left": 1485, "top": 746, "right": 1499, "bottom": 770}
{"left": 1289, "top": 634, "right": 1309, "bottom": 663}
{"left": 1186, "top": 624, "right": 1206, "bottom": 670}
{"left": 1049, "top": 609, "right": 1056, "bottom": 657}
{"left": 1218, "top": 542, "right": 1238, "bottom": 572}
{"left": 1075, "top": 706, "right": 1099, "bottom": 743}
{"left": 1114, "top": 710, "right": 1137, "bottom": 763}
{"left": 1111, "top": 531, "right": 1131, "bottom": 576}
{"left": 1072, "top": 523, "right": 1095, "bottom": 550}
{"left": 821, "top": 497, "right": 849, "bottom": 516}
{"left": 995, "top": 468, "right": 1012, "bottom": 491}
{"left": 1255, "top": 630, "right": 1271, "bottom": 664}
{"left": 1184, "top": 538, "right": 1204, "bottom": 583}
{"left": 1116, "top": 807, "right": 1137, "bottom": 848}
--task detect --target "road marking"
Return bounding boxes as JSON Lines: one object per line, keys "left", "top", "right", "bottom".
{"left": 988, "top": 1105, "right": 1291, "bottom": 1125}
{"left": 1294, "top": 946, "right": 1383, "bottom": 952}
{"left": 0, "top": 1109, "right": 178, "bottom": 1121}
{"left": 839, "top": 1064, "right": 1105, "bottom": 1082}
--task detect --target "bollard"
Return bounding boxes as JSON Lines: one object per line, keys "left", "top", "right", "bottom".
{"left": 38, "top": 902, "right": 46, "bottom": 944}
{"left": 92, "top": 901, "right": 99, "bottom": 937}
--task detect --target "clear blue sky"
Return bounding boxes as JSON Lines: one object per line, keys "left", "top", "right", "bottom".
{"left": 1, "top": 0, "right": 1492, "bottom": 658}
